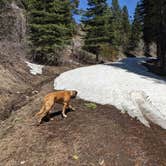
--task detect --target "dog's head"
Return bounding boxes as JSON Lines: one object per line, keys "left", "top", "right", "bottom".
{"left": 70, "top": 90, "right": 78, "bottom": 99}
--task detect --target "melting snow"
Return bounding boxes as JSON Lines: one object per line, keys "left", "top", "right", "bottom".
{"left": 54, "top": 57, "right": 166, "bottom": 129}
{"left": 25, "top": 61, "right": 43, "bottom": 75}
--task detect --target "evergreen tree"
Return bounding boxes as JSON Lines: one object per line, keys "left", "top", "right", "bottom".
{"left": 111, "top": 0, "right": 123, "bottom": 47}
{"left": 121, "top": 6, "right": 131, "bottom": 49}
{"left": 26, "top": 0, "right": 77, "bottom": 65}
{"left": 140, "top": 0, "right": 155, "bottom": 56}
{"left": 129, "top": 2, "right": 142, "bottom": 50}
{"left": 140, "top": 0, "right": 166, "bottom": 70}
{"left": 82, "top": 0, "right": 111, "bottom": 61}
{"left": 112, "top": 0, "right": 121, "bottom": 13}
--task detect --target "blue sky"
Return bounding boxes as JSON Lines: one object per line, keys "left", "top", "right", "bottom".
{"left": 74, "top": 0, "right": 139, "bottom": 23}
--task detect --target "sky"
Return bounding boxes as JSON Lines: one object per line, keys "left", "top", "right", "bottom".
{"left": 74, "top": 0, "right": 139, "bottom": 23}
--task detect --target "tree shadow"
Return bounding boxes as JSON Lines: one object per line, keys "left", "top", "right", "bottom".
{"left": 124, "top": 52, "right": 136, "bottom": 58}
{"left": 104, "top": 57, "right": 166, "bottom": 84}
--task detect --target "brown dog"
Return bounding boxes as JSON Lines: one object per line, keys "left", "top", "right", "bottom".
{"left": 35, "top": 90, "right": 78, "bottom": 123}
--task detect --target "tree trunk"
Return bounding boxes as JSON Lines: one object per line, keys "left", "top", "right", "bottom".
{"left": 160, "top": 35, "right": 166, "bottom": 71}
{"left": 156, "top": 40, "right": 161, "bottom": 60}
{"left": 96, "top": 53, "right": 99, "bottom": 62}
{"left": 144, "top": 42, "right": 150, "bottom": 57}
{"left": 158, "top": 1, "right": 166, "bottom": 71}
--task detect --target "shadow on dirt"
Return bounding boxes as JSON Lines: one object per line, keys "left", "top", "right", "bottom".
{"left": 41, "top": 109, "right": 73, "bottom": 123}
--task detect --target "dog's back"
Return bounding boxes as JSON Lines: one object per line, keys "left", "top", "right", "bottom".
{"left": 44, "top": 90, "right": 71, "bottom": 103}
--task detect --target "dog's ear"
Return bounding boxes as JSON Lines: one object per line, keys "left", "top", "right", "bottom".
{"left": 74, "top": 90, "right": 78, "bottom": 96}
{"left": 71, "top": 90, "right": 77, "bottom": 98}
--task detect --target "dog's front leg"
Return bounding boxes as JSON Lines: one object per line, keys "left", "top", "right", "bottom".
{"left": 62, "top": 102, "right": 68, "bottom": 118}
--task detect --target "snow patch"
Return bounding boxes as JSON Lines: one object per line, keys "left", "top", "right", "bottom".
{"left": 54, "top": 57, "right": 166, "bottom": 129}
{"left": 25, "top": 61, "right": 44, "bottom": 75}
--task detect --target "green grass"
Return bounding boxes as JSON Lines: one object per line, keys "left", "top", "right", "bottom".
{"left": 84, "top": 102, "right": 97, "bottom": 110}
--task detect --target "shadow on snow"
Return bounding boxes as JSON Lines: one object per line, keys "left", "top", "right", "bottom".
{"left": 104, "top": 57, "right": 166, "bottom": 84}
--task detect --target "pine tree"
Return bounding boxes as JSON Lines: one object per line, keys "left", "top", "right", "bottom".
{"left": 129, "top": 2, "right": 142, "bottom": 50}
{"left": 140, "top": 0, "right": 155, "bottom": 55}
{"left": 112, "top": 0, "right": 121, "bottom": 13}
{"left": 82, "top": 0, "right": 111, "bottom": 61}
{"left": 121, "top": 6, "right": 131, "bottom": 49}
{"left": 140, "top": 0, "right": 166, "bottom": 70}
{"left": 111, "top": 0, "right": 123, "bottom": 47}
{"left": 26, "top": 0, "right": 77, "bottom": 65}
{"left": 155, "top": 0, "right": 166, "bottom": 70}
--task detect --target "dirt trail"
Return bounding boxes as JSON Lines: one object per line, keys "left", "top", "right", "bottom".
{"left": 0, "top": 65, "right": 166, "bottom": 166}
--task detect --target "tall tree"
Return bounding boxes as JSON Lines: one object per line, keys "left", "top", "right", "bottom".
{"left": 26, "top": 0, "right": 77, "bottom": 65}
{"left": 140, "top": 0, "right": 155, "bottom": 56}
{"left": 82, "top": 0, "right": 111, "bottom": 61}
{"left": 112, "top": 0, "right": 121, "bottom": 12}
{"left": 129, "top": 2, "right": 142, "bottom": 50}
{"left": 140, "top": 0, "right": 166, "bottom": 70}
{"left": 121, "top": 6, "right": 131, "bottom": 49}
{"left": 111, "top": 0, "right": 123, "bottom": 47}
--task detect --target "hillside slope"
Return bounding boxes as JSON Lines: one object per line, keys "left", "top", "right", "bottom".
{"left": 0, "top": 2, "right": 165, "bottom": 166}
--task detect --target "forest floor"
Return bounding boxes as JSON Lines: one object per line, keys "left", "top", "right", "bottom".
{"left": 0, "top": 54, "right": 166, "bottom": 166}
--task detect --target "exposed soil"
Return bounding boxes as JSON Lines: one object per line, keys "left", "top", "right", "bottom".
{"left": 0, "top": 62, "right": 166, "bottom": 166}
{"left": 1, "top": 3, "right": 165, "bottom": 165}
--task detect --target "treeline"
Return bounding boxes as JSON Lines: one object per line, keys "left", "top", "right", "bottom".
{"left": 139, "top": 0, "right": 166, "bottom": 71}
{"left": 0, "top": 0, "right": 134, "bottom": 64}
{"left": 128, "top": 0, "right": 166, "bottom": 71}
{"left": 1, "top": 0, "right": 166, "bottom": 71}
{"left": 25, "top": 0, "right": 133, "bottom": 64}
{"left": 82, "top": 0, "right": 131, "bottom": 61}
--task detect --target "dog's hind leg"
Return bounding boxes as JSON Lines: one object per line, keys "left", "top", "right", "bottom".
{"left": 35, "top": 105, "right": 45, "bottom": 117}
{"left": 37, "top": 100, "right": 54, "bottom": 123}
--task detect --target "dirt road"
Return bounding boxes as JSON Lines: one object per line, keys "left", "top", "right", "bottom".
{"left": 0, "top": 66, "right": 166, "bottom": 166}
